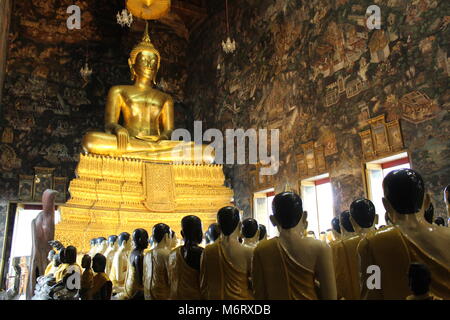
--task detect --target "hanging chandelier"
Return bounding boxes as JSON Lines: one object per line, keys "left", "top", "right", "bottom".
{"left": 221, "top": 0, "right": 236, "bottom": 54}
{"left": 116, "top": 8, "right": 133, "bottom": 27}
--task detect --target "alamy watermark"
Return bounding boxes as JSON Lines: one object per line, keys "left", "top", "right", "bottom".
{"left": 171, "top": 121, "right": 279, "bottom": 176}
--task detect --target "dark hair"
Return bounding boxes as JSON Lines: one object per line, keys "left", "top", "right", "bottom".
{"left": 434, "top": 216, "right": 445, "bottom": 226}
{"left": 81, "top": 254, "right": 91, "bottom": 269}
{"left": 64, "top": 246, "right": 77, "bottom": 264}
{"left": 408, "top": 263, "right": 431, "bottom": 296}
{"left": 118, "top": 232, "right": 130, "bottom": 246}
{"left": 181, "top": 215, "right": 203, "bottom": 244}
{"left": 171, "top": 230, "right": 175, "bottom": 238}
{"left": 424, "top": 203, "right": 434, "bottom": 224}
{"left": 340, "top": 210, "right": 355, "bottom": 233}
{"left": 90, "top": 238, "right": 96, "bottom": 246}
{"left": 272, "top": 192, "right": 303, "bottom": 229}
{"left": 132, "top": 228, "right": 149, "bottom": 250}
{"left": 350, "top": 198, "right": 376, "bottom": 228}
{"left": 108, "top": 235, "right": 118, "bottom": 244}
{"left": 92, "top": 253, "right": 107, "bottom": 273}
{"left": 258, "top": 224, "right": 267, "bottom": 240}
{"left": 242, "top": 218, "right": 258, "bottom": 238}
{"left": 152, "top": 223, "right": 171, "bottom": 243}
{"left": 217, "top": 206, "right": 240, "bottom": 236}
{"left": 383, "top": 169, "right": 425, "bottom": 214}
{"left": 331, "top": 216, "right": 341, "bottom": 234}
{"left": 206, "top": 223, "right": 221, "bottom": 243}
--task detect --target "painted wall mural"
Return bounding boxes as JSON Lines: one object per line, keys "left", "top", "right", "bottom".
{"left": 186, "top": 0, "right": 449, "bottom": 218}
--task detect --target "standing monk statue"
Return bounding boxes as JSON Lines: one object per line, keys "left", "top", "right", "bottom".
{"left": 26, "top": 189, "right": 58, "bottom": 299}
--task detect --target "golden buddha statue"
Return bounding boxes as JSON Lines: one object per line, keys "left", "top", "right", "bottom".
{"left": 81, "top": 23, "right": 208, "bottom": 163}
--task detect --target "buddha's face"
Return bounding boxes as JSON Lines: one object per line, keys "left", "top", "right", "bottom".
{"left": 134, "top": 51, "right": 158, "bottom": 80}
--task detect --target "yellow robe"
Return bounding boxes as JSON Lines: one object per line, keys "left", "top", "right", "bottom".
{"left": 200, "top": 240, "right": 254, "bottom": 300}
{"left": 358, "top": 226, "right": 450, "bottom": 300}
{"left": 44, "top": 261, "right": 55, "bottom": 276}
{"left": 109, "top": 249, "right": 129, "bottom": 287}
{"left": 331, "top": 236, "right": 361, "bottom": 300}
{"left": 88, "top": 272, "right": 112, "bottom": 300}
{"left": 168, "top": 247, "right": 202, "bottom": 300}
{"left": 145, "top": 249, "right": 170, "bottom": 300}
{"left": 252, "top": 238, "right": 318, "bottom": 300}
{"left": 53, "top": 263, "right": 82, "bottom": 282}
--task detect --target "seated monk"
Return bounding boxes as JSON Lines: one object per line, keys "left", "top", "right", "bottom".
{"left": 330, "top": 216, "right": 342, "bottom": 242}
{"left": 252, "top": 192, "right": 337, "bottom": 300}
{"left": 205, "top": 223, "right": 221, "bottom": 246}
{"left": 144, "top": 223, "right": 171, "bottom": 300}
{"left": 116, "top": 229, "right": 148, "bottom": 300}
{"left": 88, "top": 254, "right": 112, "bottom": 300}
{"left": 200, "top": 207, "right": 254, "bottom": 300}
{"left": 104, "top": 235, "right": 118, "bottom": 276}
{"left": 87, "top": 238, "right": 97, "bottom": 257}
{"left": 168, "top": 216, "right": 203, "bottom": 300}
{"left": 333, "top": 199, "right": 377, "bottom": 300}
{"left": 406, "top": 263, "right": 442, "bottom": 300}
{"left": 358, "top": 169, "right": 450, "bottom": 300}
{"left": 44, "top": 250, "right": 56, "bottom": 276}
{"left": 80, "top": 254, "right": 93, "bottom": 300}
{"left": 53, "top": 246, "right": 81, "bottom": 283}
{"left": 258, "top": 224, "right": 267, "bottom": 242}
{"left": 241, "top": 218, "right": 259, "bottom": 248}
{"left": 81, "top": 23, "right": 212, "bottom": 163}
{"left": 109, "top": 232, "right": 131, "bottom": 289}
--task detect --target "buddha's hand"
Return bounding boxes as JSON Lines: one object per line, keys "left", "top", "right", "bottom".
{"left": 116, "top": 127, "right": 129, "bottom": 151}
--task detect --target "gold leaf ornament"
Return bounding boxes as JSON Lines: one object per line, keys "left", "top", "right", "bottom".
{"left": 126, "top": 0, "right": 171, "bottom": 20}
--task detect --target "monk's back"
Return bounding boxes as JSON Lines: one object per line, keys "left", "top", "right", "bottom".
{"left": 252, "top": 238, "right": 320, "bottom": 300}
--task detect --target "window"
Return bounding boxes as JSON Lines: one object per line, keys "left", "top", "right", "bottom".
{"left": 365, "top": 152, "right": 411, "bottom": 226}
{"left": 300, "top": 173, "right": 334, "bottom": 237}
{"left": 253, "top": 188, "right": 278, "bottom": 238}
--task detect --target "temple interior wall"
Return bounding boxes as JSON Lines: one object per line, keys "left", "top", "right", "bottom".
{"left": 0, "top": 0, "right": 449, "bottom": 256}
{"left": 185, "top": 0, "right": 449, "bottom": 218}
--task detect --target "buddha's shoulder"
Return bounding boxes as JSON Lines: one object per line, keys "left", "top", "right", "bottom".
{"left": 108, "top": 85, "right": 131, "bottom": 94}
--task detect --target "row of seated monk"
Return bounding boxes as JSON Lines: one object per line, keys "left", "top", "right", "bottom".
{"left": 39, "top": 169, "right": 449, "bottom": 300}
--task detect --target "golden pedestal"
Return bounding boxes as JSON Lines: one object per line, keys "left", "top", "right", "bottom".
{"left": 56, "top": 154, "right": 233, "bottom": 253}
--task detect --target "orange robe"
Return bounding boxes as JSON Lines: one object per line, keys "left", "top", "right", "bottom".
{"left": 200, "top": 240, "right": 254, "bottom": 300}
{"left": 252, "top": 238, "right": 318, "bottom": 300}
{"left": 144, "top": 249, "right": 170, "bottom": 300}
{"left": 331, "top": 236, "right": 361, "bottom": 300}
{"left": 358, "top": 226, "right": 450, "bottom": 300}
{"left": 168, "top": 247, "right": 202, "bottom": 300}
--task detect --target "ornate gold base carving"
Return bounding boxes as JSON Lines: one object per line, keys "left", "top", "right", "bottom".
{"left": 56, "top": 154, "right": 233, "bottom": 252}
